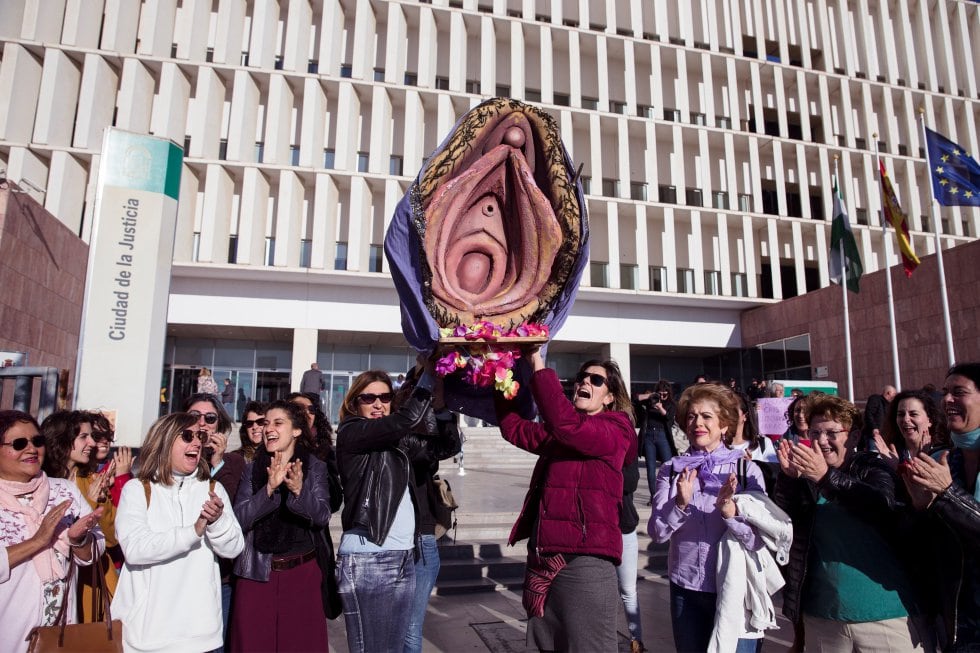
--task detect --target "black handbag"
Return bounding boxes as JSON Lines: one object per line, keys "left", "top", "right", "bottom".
{"left": 313, "top": 528, "right": 343, "bottom": 620}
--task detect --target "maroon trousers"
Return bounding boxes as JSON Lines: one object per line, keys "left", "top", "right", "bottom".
{"left": 231, "top": 559, "right": 328, "bottom": 652}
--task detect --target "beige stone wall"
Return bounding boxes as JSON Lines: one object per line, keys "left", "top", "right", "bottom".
{"left": 741, "top": 238, "right": 980, "bottom": 400}
{"left": 0, "top": 185, "right": 88, "bottom": 380}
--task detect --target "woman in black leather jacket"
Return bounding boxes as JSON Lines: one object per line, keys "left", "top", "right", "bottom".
{"left": 231, "top": 400, "right": 333, "bottom": 651}
{"left": 334, "top": 366, "right": 437, "bottom": 653}
{"left": 774, "top": 394, "right": 929, "bottom": 653}
{"left": 900, "top": 363, "right": 980, "bottom": 650}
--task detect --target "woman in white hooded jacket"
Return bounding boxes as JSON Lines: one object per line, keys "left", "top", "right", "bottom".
{"left": 112, "top": 413, "right": 244, "bottom": 653}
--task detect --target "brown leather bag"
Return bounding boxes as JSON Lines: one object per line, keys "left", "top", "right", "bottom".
{"left": 26, "top": 540, "right": 123, "bottom": 652}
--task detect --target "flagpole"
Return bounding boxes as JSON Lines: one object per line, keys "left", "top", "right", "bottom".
{"left": 834, "top": 156, "right": 855, "bottom": 402}
{"left": 918, "top": 110, "right": 956, "bottom": 366}
{"left": 873, "top": 136, "right": 902, "bottom": 391}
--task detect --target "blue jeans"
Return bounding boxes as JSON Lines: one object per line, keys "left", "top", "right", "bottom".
{"left": 339, "top": 549, "right": 416, "bottom": 653}
{"left": 404, "top": 535, "right": 441, "bottom": 653}
{"left": 670, "top": 582, "right": 761, "bottom": 653}
{"left": 617, "top": 530, "right": 643, "bottom": 642}
{"left": 644, "top": 429, "right": 674, "bottom": 497}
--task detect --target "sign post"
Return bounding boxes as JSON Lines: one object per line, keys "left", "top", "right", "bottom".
{"left": 75, "top": 129, "right": 182, "bottom": 445}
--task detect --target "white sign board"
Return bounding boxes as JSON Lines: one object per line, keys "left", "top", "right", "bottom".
{"left": 757, "top": 397, "right": 794, "bottom": 436}
{"left": 75, "top": 129, "right": 182, "bottom": 445}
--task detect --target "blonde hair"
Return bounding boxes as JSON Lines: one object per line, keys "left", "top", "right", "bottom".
{"left": 676, "top": 383, "right": 740, "bottom": 435}
{"left": 136, "top": 413, "right": 210, "bottom": 486}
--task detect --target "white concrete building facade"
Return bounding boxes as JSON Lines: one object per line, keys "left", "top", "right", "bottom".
{"left": 0, "top": 0, "right": 978, "bottom": 418}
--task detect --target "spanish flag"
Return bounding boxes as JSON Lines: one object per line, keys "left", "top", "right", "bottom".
{"left": 879, "top": 161, "right": 920, "bottom": 277}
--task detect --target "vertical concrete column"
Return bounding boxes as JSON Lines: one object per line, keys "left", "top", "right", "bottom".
{"left": 539, "top": 25, "right": 553, "bottom": 103}
{"left": 479, "top": 17, "right": 496, "bottom": 95}
{"left": 101, "top": 0, "right": 139, "bottom": 53}
{"left": 932, "top": 0, "right": 957, "bottom": 94}
{"left": 250, "top": 0, "right": 280, "bottom": 70}
{"left": 33, "top": 49, "right": 81, "bottom": 147}
{"left": 172, "top": 165, "right": 200, "bottom": 262}
{"left": 334, "top": 81, "right": 360, "bottom": 171}
{"left": 791, "top": 220, "right": 806, "bottom": 292}
{"left": 311, "top": 173, "right": 339, "bottom": 269}
{"left": 747, "top": 136, "right": 763, "bottom": 214}
{"left": 722, "top": 132, "right": 737, "bottom": 213}
{"left": 6, "top": 147, "right": 50, "bottom": 207}
{"left": 636, "top": 204, "right": 650, "bottom": 291}
{"left": 607, "top": 202, "right": 621, "bottom": 288}
{"left": 417, "top": 7, "right": 437, "bottom": 87}
{"left": 20, "top": 0, "right": 66, "bottom": 42}
{"left": 643, "top": 122, "right": 657, "bottom": 195}
{"left": 741, "top": 215, "right": 758, "bottom": 296}
{"left": 435, "top": 94, "right": 455, "bottom": 144}
{"left": 559, "top": 110, "right": 574, "bottom": 160}
{"left": 771, "top": 141, "right": 787, "bottom": 217}
{"left": 150, "top": 62, "right": 190, "bottom": 144}
{"left": 402, "top": 91, "right": 425, "bottom": 172}
{"left": 299, "top": 78, "right": 326, "bottom": 168}
{"left": 115, "top": 59, "right": 153, "bottom": 133}
{"left": 265, "top": 74, "right": 294, "bottom": 165}
{"left": 588, "top": 113, "right": 603, "bottom": 189}
{"left": 601, "top": 343, "right": 631, "bottom": 389}
{"left": 382, "top": 178, "right": 401, "bottom": 234}
{"left": 649, "top": 43, "right": 663, "bottom": 114}
{"left": 226, "top": 71, "right": 259, "bottom": 162}
{"left": 690, "top": 210, "right": 704, "bottom": 294}
{"left": 894, "top": 0, "right": 917, "bottom": 86}
{"left": 189, "top": 68, "right": 226, "bottom": 159}
{"left": 274, "top": 170, "right": 304, "bottom": 267}
{"left": 351, "top": 0, "right": 375, "bottom": 80}
{"left": 319, "top": 0, "right": 344, "bottom": 77}
{"left": 913, "top": 0, "right": 937, "bottom": 91}
{"left": 238, "top": 168, "right": 271, "bottom": 265}
{"left": 717, "top": 214, "right": 731, "bottom": 296}
{"left": 384, "top": 3, "right": 407, "bottom": 85}
{"left": 63, "top": 0, "right": 104, "bottom": 47}
{"left": 137, "top": 0, "right": 177, "bottom": 57}
{"left": 73, "top": 54, "right": 118, "bottom": 150}
{"left": 44, "top": 152, "right": 87, "bottom": 234}
{"left": 567, "top": 30, "right": 581, "bottom": 106}
{"left": 449, "top": 12, "right": 467, "bottom": 92}
{"left": 675, "top": 50, "right": 689, "bottom": 119}
{"left": 951, "top": 3, "right": 977, "bottom": 99}
{"left": 796, "top": 142, "right": 813, "bottom": 220}
{"left": 346, "top": 176, "right": 371, "bottom": 271}
{"left": 623, "top": 41, "right": 636, "bottom": 112}
{"left": 291, "top": 329, "right": 319, "bottom": 391}
{"left": 175, "top": 0, "right": 210, "bottom": 60}
{"left": 765, "top": 217, "right": 782, "bottom": 299}
{"left": 700, "top": 52, "right": 713, "bottom": 121}
{"left": 368, "top": 86, "right": 392, "bottom": 175}
{"left": 0, "top": 44, "right": 42, "bottom": 142}
{"left": 724, "top": 57, "right": 740, "bottom": 129}
{"left": 510, "top": 21, "right": 525, "bottom": 98}
{"left": 596, "top": 35, "right": 609, "bottom": 111}
{"left": 616, "top": 116, "right": 629, "bottom": 199}
{"left": 198, "top": 164, "right": 234, "bottom": 263}
{"left": 214, "top": 0, "right": 246, "bottom": 64}
{"left": 663, "top": 207, "right": 677, "bottom": 292}
{"left": 283, "top": 0, "right": 312, "bottom": 72}
{"left": 773, "top": 67, "right": 789, "bottom": 137}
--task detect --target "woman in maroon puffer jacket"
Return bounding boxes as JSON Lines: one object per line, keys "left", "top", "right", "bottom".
{"left": 497, "top": 349, "right": 637, "bottom": 652}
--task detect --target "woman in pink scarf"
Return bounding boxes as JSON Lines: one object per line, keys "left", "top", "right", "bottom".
{"left": 0, "top": 410, "right": 104, "bottom": 653}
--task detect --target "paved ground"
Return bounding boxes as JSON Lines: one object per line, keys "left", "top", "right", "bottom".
{"left": 326, "top": 465, "right": 796, "bottom": 652}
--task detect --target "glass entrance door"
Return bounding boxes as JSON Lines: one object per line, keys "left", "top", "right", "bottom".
{"left": 326, "top": 373, "right": 352, "bottom": 425}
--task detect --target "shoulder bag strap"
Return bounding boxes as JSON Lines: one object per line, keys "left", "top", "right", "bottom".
{"left": 89, "top": 538, "right": 116, "bottom": 639}
{"left": 52, "top": 545, "right": 78, "bottom": 646}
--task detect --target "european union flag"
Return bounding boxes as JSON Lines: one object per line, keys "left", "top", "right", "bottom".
{"left": 925, "top": 127, "right": 980, "bottom": 207}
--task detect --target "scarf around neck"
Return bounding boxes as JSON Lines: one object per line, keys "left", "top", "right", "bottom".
{"left": 0, "top": 473, "right": 71, "bottom": 582}
{"left": 667, "top": 445, "right": 745, "bottom": 493}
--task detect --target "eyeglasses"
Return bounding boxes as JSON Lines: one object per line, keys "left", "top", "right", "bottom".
{"left": 92, "top": 431, "right": 115, "bottom": 443}
{"left": 179, "top": 430, "right": 209, "bottom": 444}
{"left": 188, "top": 411, "right": 219, "bottom": 425}
{"left": 575, "top": 372, "right": 608, "bottom": 388}
{"left": 809, "top": 429, "right": 849, "bottom": 440}
{"left": 0, "top": 435, "right": 46, "bottom": 451}
{"left": 243, "top": 418, "right": 267, "bottom": 429}
{"left": 356, "top": 392, "right": 393, "bottom": 405}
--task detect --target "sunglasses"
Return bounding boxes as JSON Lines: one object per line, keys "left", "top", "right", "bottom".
{"left": 179, "top": 429, "right": 209, "bottom": 444}
{"left": 356, "top": 392, "right": 393, "bottom": 406}
{"left": 575, "top": 372, "right": 608, "bottom": 388}
{"left": 188, "top": 411, "right": 219, "bottom": 425}
{"left": 0, "top": 435, "right": 46, "bottom": 451}
{"left": 92, "top": 431, "right": 115, "bottom": 443}
{"left": 243, "top": 418, "right": 268, "bottom": 428}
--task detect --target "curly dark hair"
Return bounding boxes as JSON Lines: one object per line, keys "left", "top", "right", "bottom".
{"left": 0, "top": 410, "right": 40, "bottom": 441}
{"left": 881, "top": 389, "right": 949, "bottom": 455}
{"left": 40, "top": 410, "right": 96, "bottom": 479}
{"left": 265, "top": 400, "right": 316, "bottom": 452}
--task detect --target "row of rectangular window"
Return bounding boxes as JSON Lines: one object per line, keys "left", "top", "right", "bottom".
{"left": 590, "top": 262, "right": 750, "bottom": 297}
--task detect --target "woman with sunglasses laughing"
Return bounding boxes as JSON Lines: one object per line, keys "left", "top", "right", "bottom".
{"left": 0, "top": 410, "right": 105, "bottom": 653}
{"left": 495, "top": 351, "right": 637, "bottom": 652}
{"left": 231, "top": 400, "right": 334, "bottom": 652}
{"left": 111, "top": 412, "right": 244, "bottom": 653}
{"left": 335, "top": 362, "right": 447, "bottom": 653}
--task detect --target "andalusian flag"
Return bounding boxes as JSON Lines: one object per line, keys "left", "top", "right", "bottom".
{"left": 879, "top": 161, "right": 920, "bottom": 277}
{"left": 829, "top": 177, "right": 863, "bottom": 293}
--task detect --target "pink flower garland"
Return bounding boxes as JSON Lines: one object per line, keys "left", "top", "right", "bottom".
{"left": 436, "top": 321, "right": 549, "bottom": 400}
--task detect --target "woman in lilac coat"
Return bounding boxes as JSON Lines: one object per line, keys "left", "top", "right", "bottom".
{"left": 650, "top": 383, "right": 766, "bottom": 653}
